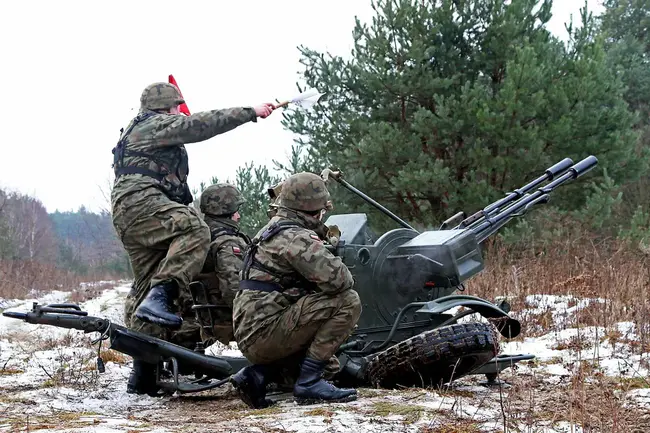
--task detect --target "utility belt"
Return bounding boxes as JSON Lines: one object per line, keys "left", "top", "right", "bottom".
{"left": 239, "top": 279, "right": 284, "bottom": 293}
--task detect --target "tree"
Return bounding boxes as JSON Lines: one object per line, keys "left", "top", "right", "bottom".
{"left": 595, "top": 0, "right": 650, "bottom": 225}
{"left": 281, "top": 0, "right": 642, "bottom": 231}
{"left": 0, "top": 189, "right": 15, "bottom": 259}
{"left": 0, "top": 191, "right": 57, "bottom": 262}
{"left": 600, "top": 0, "right": 649, "bottom": 119}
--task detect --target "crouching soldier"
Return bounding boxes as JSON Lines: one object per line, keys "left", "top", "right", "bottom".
{"left": 231, "top": 172, "right": 362, "bottom": 408}
{"left": 189, "top": 183, "right": 251, "bottom": 346}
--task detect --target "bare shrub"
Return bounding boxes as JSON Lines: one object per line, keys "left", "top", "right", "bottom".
{"left": 467, "top": 237, "right": 650, "bottom": 354}
{"left": 0, "top": 259, "right": 83, "bottom": 299}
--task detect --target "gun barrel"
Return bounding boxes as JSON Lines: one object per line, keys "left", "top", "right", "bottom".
{"left": 472, "top": 155, "right": 598, "bottom": 243}
{"left": 109, "top": 327, "right": 234, "bottom": 378}
{"left": 458, "top": 157, "right": 574, "bottom": 229}
{"left": 3, "top": 307, "right": 109, "bottom": 333}
{"left": 2, "top": 311, "right": 27, "bottom": 320}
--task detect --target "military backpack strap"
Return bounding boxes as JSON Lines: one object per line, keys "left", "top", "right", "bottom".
{"left": 111, "top": 111, "right": 166, "bottom": 181}
{"left": 240, "top": 221, "right": 301, "bottom": 288}
{"left": 210, "top": 226, "right": 237, "bottom": 240}
{"left": 209, "top": 225, "right": 250, "bottom": 245}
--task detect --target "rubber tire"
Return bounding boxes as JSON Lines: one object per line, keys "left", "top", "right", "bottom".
{"left": 365, "top": 322, "right": 499, "bottom": 389}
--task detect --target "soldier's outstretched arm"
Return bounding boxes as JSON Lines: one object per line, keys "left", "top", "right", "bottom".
{"left": 284, "top": 230, "right": 354, "bottom": 295}
{"left": 151, "top": 103, "right": 275, "bottom": 146}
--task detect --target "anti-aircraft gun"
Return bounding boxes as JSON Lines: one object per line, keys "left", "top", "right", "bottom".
{"left": 2, "top": 155, "right": 598, "bottom": 394}
{"left": 320, "top": 155, "right": 598, "bottom": 387}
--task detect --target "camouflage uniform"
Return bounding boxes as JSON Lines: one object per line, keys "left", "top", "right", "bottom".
{"left": 230, "top": 172, "right": 361, "bottom": 408}
{"left": 266, "top": 181, "right": 283, "bottom": 218}
{"left": 112, "top": 82, "right": 259, "bottom": 395}
{"left": 187, "top": 184, "right": 251, "bottom": 346}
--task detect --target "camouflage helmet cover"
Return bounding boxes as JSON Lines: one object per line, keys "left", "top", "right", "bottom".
{"left": 267, "top": 181, "right": 284, "bottom": 200}
{"left": 140, "top": 82, "right": 185, "bottom": 111}
{"left": 279, "top": 172, "right": 331, "bottom": 213}
{"left": 200, "top": 183, "right": 245, "bottom": 216}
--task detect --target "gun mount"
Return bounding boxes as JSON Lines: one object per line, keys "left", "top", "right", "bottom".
{"left": 321, "top": 156, "right": 597, "bottom": 386}
{"left": 3, "top": 155, "right": 597, "bottom": 393}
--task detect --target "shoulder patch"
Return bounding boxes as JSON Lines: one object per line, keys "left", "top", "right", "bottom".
{"left": 232, "top": 246, "right": 242, "bottom": 255}
{"left": 310, "top": 234, "right": 322, "bottom": 242}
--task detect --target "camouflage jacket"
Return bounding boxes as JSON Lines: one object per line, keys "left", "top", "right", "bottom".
{"left": 196, "top": 216, "right": 251, "bottom": 309}
{"left": 111, "top": 107, "right": 256, "bottom": 209}
{"left": 232, "top": 209, "right": 355, "bottom": 351}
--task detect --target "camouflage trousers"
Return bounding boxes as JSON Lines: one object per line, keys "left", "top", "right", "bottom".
{"left": 113, "top": 194, "right": 211, "bottom": 342}
{"left": 239, "top": 289, "right": 362, "bottom": 380}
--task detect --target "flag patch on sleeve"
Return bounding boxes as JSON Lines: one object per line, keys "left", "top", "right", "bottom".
{"left": 232, "top": 246, "right": 241, "bottom": 254}
{"left": 310, "top": 234, "right": 321, "bottom": 241}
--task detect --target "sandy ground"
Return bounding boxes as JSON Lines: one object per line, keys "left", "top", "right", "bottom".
{"left": 1, "top": 282, "right": 648, "bottom": 432}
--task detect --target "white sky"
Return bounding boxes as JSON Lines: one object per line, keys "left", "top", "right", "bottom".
{"left": 0, "top": 0, "right": 604, "bottom": 213}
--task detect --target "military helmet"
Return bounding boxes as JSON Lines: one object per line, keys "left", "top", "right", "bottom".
{"left": 140, "top": 82, "right": 185, "bottom": 111}
{"left": 267, "top": 181, "right": 284, "bottom": 200}
{"left": 200, "top": 183, "right": 245, "bottom": 216}
{"left": 278, "top": 172, "right": 331, "bottom": 213}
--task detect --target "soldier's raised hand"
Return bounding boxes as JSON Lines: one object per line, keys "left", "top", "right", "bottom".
{"left": 254, "top": 103, "right": 275, "bottom": 119}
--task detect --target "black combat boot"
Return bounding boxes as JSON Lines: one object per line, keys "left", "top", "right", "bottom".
{"left": 135, "top": 280, "right": 183, "bottom": 329}
{"left": 126, "top": 359, "right": 160, "bottom": 397}
{"left": 230, "top": 365, "right": 274, "bottom": 409}
{"left": 293, "top": 357, "right": 357, "bottom": 405}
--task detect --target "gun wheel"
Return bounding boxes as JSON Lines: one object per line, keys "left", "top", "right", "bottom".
{"left": 365, "top": 322, "right": 499, "bottom": 389}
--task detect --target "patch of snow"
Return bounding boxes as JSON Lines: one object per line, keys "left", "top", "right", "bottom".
{"left": 205, "top": 340, "right": 243, "bottom": 357}
{"left": 543, "top": 363, "right": 571, "bottom": 376}
{"left": 624, "top": 388, "right": 650, "bottom": 408}
{"left": 518, "top": 294, "right": 607, "bottom": 331}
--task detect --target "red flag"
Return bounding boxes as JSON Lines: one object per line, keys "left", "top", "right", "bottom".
{"left": 168, "top": 74, "right": 191, "bottom": 116}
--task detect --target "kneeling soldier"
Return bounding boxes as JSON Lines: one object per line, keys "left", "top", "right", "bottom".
{"left": 231, "top": 172, "right": 361, "bottom": 407}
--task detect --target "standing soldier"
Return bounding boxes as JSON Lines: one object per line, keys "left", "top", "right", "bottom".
{"left": 112, "top": 81, "right": 275, "bottom": 395}
{"left": 230, "top": 172, "right": 362, "bottom": 408}
{"left": 189, "top": 183, "right": 251, "bottom": 346}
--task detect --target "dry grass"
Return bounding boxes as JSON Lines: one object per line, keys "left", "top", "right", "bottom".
{"left": 99, "top": 348, "right": 130, "bottom": 364}
{"left": 464, "top": 236, "right": 650, "bottom": 432}
{"left": 68, "top": 281, "right": 116, "bottom": 303}
{"left": 4, "top": 411, "right": 103, "bottom": 432}
{"left": 0, "top": 259, "right": 83, "bottom": 300}
{"left": 0, "top": 259, "right": 123, "bottom": 301}
{"left": 467, "top": 237, "right": 650, "bottom": 352}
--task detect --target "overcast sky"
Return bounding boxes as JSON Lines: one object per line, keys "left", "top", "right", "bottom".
{"left": 0, "top": 0, "right": 604, "bottom": 213}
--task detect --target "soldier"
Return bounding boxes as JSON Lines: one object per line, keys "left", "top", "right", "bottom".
{"left": 230, "top": 172, "right": 362, "bottom": 408}
{"left": 112, "top": 81, "right": 275, "bottom": 395}
{"left": 189, "top": 183, "right": 251, "bottom": 346}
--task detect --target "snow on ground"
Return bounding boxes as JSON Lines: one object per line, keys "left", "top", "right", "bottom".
{"left": 0, "top": 282, "right": 171, "bottom": 431}
{"left": 1, "top": 284, "right": 649, "bottom": 432}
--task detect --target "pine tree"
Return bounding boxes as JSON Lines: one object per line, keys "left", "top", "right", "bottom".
{"left": 281, "top": 0, "right": 642, "bottom": 231}
{"left": 600, "top": 0, "right": 649, "bottom": 123}
{"left": 595, "top": 0, "right": 650, "bottom": 234}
